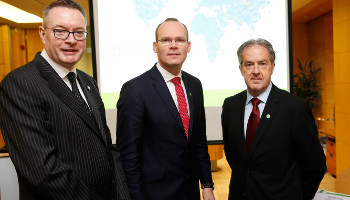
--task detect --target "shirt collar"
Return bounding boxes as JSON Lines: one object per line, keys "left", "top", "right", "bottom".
{"left": 246, "top": 82, "right": 272, "bottom": 105}
{"left": 156, "top": 62, "right": 182, "bottom": 82}
{"left": 41, "top": 49, "right": 76, "bottom": 78}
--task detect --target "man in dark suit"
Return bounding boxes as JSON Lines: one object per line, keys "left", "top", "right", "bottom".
{"left": 221, "top": 38, "right": 326, "bottom": 200}
{"left": 116, "top": 18, "right": 215, "bottom": 200}
{"left": 0, "top": 0, "right": 130, "bottom": 199}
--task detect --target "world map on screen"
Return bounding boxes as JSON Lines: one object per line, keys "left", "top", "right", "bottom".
{"left": 133, "top": 0, "right": 270, "bottom": 62}
{"left": 95, "top": 0, "right": 289, "bottom": 142}
{"left": 97, "top": 0, "right": 288, "bottom": 105}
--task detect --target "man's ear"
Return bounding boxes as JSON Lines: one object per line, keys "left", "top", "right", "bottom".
{"left": 39, "top": 26, "right": 46, "bottom": 44}
{"left": 153, "top": 41, "right": 158, "bottom": 53}
{"left": 187, "top": 41, "right": 191, "bottom": 53}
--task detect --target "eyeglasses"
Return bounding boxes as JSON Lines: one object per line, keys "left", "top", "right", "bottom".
{"left": 51, "top": 29, "right": 88, "bottom": 41}
{"left": 157, "top": 38, "right": 188, "bottom": 46}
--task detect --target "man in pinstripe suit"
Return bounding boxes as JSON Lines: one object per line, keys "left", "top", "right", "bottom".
{"left": 0, "top": 0, "right": 130, "bottom": 199}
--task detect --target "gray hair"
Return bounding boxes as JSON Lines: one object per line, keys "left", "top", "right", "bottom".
{"left": 155, "top": 18, "right": 189, "bottom": 41}
{"left": 237, "top": 38, "right": 276, "bottom": 67}
{"left": 42, "top": 0, "right": 86, "bottom": 28}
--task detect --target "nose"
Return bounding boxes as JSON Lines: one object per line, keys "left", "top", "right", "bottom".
{"left": 169, "top": 40, "right": 177, "bottom": 48}
{"left": 252, "top": 64, "right": 261, "bottom": 73}
{"left": 65, "top": 32, "right": 77, "bottom": 43}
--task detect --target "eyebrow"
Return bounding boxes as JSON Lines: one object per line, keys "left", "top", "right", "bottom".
{"left": 53, "top": 25, "right": 86, "bottom": 31}
{"left": 160, "top": 36, "right": 186, "bottom": 39}
{"left": 244, "top": 59, "right": 268, "bottom": 63}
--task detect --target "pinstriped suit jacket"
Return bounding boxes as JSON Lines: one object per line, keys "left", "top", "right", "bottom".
{"left": 0, "top": 53, "right": 130, "bottom": 200}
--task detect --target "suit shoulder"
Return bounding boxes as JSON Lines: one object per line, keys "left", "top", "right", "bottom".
{"left": 119, "top": 68, "right": 155, "bottom": 96}
{"left": 182, "top": 70, "right": 201, "bottom": 83}
{"left": 123, "top": 68, "right": 152, "bottom": 86}
{"left": 1, "top": 61, "right": 38, "bottom": 84}
{"left": 76, "top": 69, "right": 95, "bottom": 82}
{"left": 182, "top": 70, "right": 198, "bottom": 80}
{"left": 272, "top": 87, "right": 311, "bottom": 113}
{"left": 77, "top": 69, "right": 92, "bottom": 78}
{"left": 277, "top": 87, "right": 307, "bottom": 105}
{"left": 223, "top": 90, "right": 246, "bottom": 105}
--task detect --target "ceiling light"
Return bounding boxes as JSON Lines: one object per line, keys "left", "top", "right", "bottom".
{"left": 0, "top": 0, "right": 42, "bottom": 23}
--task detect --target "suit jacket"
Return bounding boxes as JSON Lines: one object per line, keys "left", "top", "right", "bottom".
{"left": 116, "top": 64, "right": 212, "bottom": 200}
{"left": 0, "top": 53, "right": 130, "bottom": 200}
{"left": 222, "top": 84, "right": 326, "bottom": 200}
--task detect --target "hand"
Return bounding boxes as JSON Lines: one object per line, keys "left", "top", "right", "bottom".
{"left": 202, "top": 188, "right": 215, "bottom": 200}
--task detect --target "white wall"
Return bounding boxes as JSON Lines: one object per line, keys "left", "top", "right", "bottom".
{"left": 0, "top": 157, "right": 19, "bottom": 200}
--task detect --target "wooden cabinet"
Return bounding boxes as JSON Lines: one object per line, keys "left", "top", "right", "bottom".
{"left": 0, "top": 130, "right": 5, "bottom": 149}
{"left": 326, "top": 137, "right": 336, "bottom": 176}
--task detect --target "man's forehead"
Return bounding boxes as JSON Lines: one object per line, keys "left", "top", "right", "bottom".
{"left": 158, "top": 22, "right": 186, "bottom": 33}
{"left": 46, "top": 8, "right": 86, "bottom": 28}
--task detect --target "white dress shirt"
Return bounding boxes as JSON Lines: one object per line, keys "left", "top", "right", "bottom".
{"left": 156, "top": 63, "right": 190, "bottom": 118}
{"left": 40, "top": 49, "right": 89, "bottom": 104}
{"left": 243, "top": 82, "right": 272, "bottom": 138}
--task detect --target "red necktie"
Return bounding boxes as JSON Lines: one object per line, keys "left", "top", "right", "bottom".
{"left": 172, "top": 77, "right": 189, "bottom": 140}
{"left": 246, "top": 98, "right": 261, "bottom": 153}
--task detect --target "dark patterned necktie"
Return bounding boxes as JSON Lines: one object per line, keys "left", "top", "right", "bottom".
{"left": 172, "top": 77, "right": 189, "bottom": 140}
{"left": 67, "top": 72, "right": 92, "bottom": 117}
{"left": 246, "top": 98, "right": 261, "bottom": 153}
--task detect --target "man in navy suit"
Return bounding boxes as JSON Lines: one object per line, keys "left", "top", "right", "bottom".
{"left": 0, "top": 0, "right": 129, "bottom": 199}
{"left": 222, "top": 38, "right": 326, "bottom": 200}
{"left": 116, "top": 18, "right": 215, "bottom": 200}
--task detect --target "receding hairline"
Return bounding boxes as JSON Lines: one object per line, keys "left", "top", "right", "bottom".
{"left": 155, "top": 18, "right": 189, "bottom": 41}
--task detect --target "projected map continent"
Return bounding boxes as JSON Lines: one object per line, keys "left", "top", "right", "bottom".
{"left": 133, "top": 0, "right": 270, "bottom": 62}
{"left": 97, "top": 0, "right": 287, "bottom": 95}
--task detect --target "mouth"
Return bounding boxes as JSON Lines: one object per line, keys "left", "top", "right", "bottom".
{"left": 62, "top": 49, "right": 78, "bottom": 53}
{"left": 251, "top": 77, "right": 262, "bottom": 82}
{"left": 168, "top": 53, "right": 180, "bottom": 56}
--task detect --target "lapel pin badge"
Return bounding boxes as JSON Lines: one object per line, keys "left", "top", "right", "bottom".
{"left": 87, "top": 86, "right": 91, "bottom": 90}
{"left": 266, "top": 114, "right": 271, "bottom": 119}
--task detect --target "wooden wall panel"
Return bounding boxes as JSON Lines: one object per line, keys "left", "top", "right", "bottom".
{"left": 0, "top": 131, "right": 4, "bottom": 148}
{"left": 292, "top": 22, "right": 308, "bottom": 75}
{"left": 25, "top": 29, "right": 43, "bottom": 62}
{"left": 0, "top": 24, "right": 11, "bottom": 149}
{"left": 0, "top": 25, "right": 11, "bottom": 82}
{"left": 306, "top": 12, "right": 334, "bottom": 130}
{"left": 292, "top": 12, "right": 334, "bottom": 131}
{"left": 11, "top": 28, "right": 26, "bottom": 70}
{"left": 333, "top": 0, "right": 350, "bottom": 177}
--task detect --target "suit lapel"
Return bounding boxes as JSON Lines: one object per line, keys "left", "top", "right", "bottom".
{"left": 150, "top": 66, "right": 187, "bottom": 139}
{"left": 249, "top": 84, "right": 281, "bottom": 155}
{"left": 237, "top": 92, "right": 249, "bottom": 158}
{"left": 77, "top": 73, "right": 108, "bottom": 144}
{"left": 33, "top": 53, "right": 101, "bottom": 137}
{"left": 182, "top": 73, "right": 194, "bottom": 142}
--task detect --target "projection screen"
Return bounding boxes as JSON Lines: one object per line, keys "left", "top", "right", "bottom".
{"left": 90, "top": 0, "right": 291, "bottom": 144}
